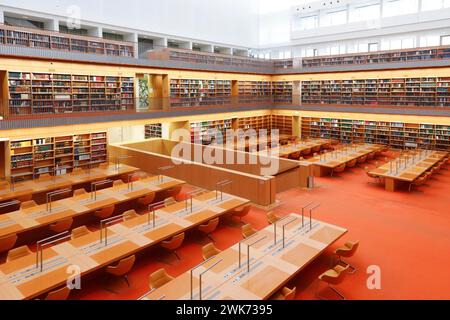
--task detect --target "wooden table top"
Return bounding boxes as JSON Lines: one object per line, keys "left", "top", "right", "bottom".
{"left": 0, "top": 175, "right": 185, "bottom": 239}
{"left": 0, "top": 190, "right": 250, "bottom": 300}
{"left": 0, "top": 164, "right": 138, "bottom": 203}
{"left": 303, "top": 144, "right": 385, "bottom": 169}
{"left": 254, "top": 139, "right": 331, "bottom": 158}
{"left": 142, "top": 213, "right": 347, "bottom": 300}
{"left": 369, "top": 150, "right": 449, "bottom": 182}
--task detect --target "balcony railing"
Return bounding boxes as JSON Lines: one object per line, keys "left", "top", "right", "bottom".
{"left": 0, "top": 23, "right": 135, "bottom": 57}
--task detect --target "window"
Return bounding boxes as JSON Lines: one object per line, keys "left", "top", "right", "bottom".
{"left": 420, "top": 35, "right": 440, "bottom": 47}
{"left": 319, "top": 47, "right": 331, "bottom": 56}
{"left": 442, "top": 36, "right": 450, "bottom": 45}
{"left": 445, "top": 0, "right": 450, "bottom": 8}
{"left": 383, "top": 0, "right": 418, "bottom": 17}
{"left": 401, "top": 38, "right": 415, "bottom": 49}
{"left": 313, "top": 49, "right": 319, "bottom": 57}
{"left": 390, "top": 39, "right": 402, "bottom": 50}
{"left": 369, "top": 43, "right": 379, "bottom": 52}
{"left": 321, "top": 10, "right": 347, "bottom": 27}
{"left": 421, "top": 0, "right": 443, "bottom": 11}
{"left": 284, "top": 50, "right": 292, "bottom": 59}
{"left": 295, "top": 15, "right": 318, "bottom": 30}
{"left": 358, "top": 43, "right": 369, "bottom": 53}
{"left": 349, "top": 4, "right": 380, "bottom": 22}
{"left": 264, "top": 53, "right": 270, "bottom": 60}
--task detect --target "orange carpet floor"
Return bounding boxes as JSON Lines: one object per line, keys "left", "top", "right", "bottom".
{"left": 70, "top": 161, "right": 450, "bottom": 300}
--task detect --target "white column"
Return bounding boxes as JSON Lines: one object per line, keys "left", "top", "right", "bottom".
{"left": 45, "top": 18, "right": 59, "bottom": 31}
{"left": 220, "top": 47, "right": 233, "bottom": 55}
{"left": 0, "top": 9, "right": 4, "bottom": 24}
{"left": 154, "top": 37, "right": 167, "bottom": 48}
{"left": 125, "top": 33, "right": 139, "bottom": 58}
{"left": 179, "top": 41, "right": 192, "bottom": 50}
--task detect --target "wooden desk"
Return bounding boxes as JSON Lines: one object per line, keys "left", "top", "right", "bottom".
{"left": 369, "top": 150, "right": 449, "bottom": 191}
{"left": 222, "top": 134, "right": 295, "bottom": 152}
{"left": 142, "top": 213, "right": 347, "bottom": 300}
{"left": 254, "top": 139, "right": 331, "bottom": 159}
{"left": 0, "top": 190, "right": 250, "bottom": 300}
{"left": 0, "top": 175, "right": 185, "bottom": 239}
{"left": 0, "top": 164, "right": 138, "bottom": 203}
{"left": 304, "top": 144, "right": 385, "bottom": 177}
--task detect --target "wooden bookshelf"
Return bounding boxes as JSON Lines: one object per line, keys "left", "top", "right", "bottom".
{"left": 190, "top": 119, "right": 233, "bottom": 144}
{"left": 145, "top": 123, "right": 163, "bottom": 139}
{"left": 301, "top": 45, "right": 450, "bottom": 69}
{"left": 301, "top": 117, "right": 450, "bottom": 151}
{"left": 301, "top": 77, "right": 450, "bottom": 107}
{"left": 7, "top": 72, "right": 135, "bottom": 115}
{"left": 238, "top": 115, "right": 293, "bottom": 135}
{"left": 170, "top": 79, "right": 231, "bottom": 107}
{"left": 238, "top": 81, "right": 272, "bottom": 96}
{"left": 9, "top": 132, "right": 108, "bottom": 181}
{"left": 272, "top": 81, "right": 293, "bottom": 103}
{"left": 1, "top": 24, "right": 134, "bottom": 57}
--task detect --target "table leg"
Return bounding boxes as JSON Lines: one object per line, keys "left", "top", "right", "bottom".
{"left": 385, "top": 177, "right": 397, "bottom": 192}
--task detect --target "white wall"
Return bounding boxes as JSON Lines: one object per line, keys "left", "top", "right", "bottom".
{"left": 2, "top": 0, "right": 260, "bottom": 47}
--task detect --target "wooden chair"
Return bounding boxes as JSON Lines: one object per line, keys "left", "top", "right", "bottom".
{"left": 105, "top": 255, "right": 136, "bottom": 288}
{"left": 331, "top": 164, "right": 346, "bottom": 177}
{"left": 301, "top": 148, "right": 312, "bottom": 157}
{"left": 73, "top": 188, "right": 87, "bottom": 196}
{"left": 21, "top": 200, "right": 38, "bottom": 209}
{"left": 0, "top": 180, "right": 10, "bottom": 189}
{"left": 123, "top": 210, "right": 139, "bottom": 221}
{"left": 39, "top": 173, "right": 52, "bottom": 179}
{"left": 120, "top": 174, "right": 140, "bottom": 183}
{"left": 242, "top": 224, "right": 257, "bottom": 239}
{"left": 266, "top": 211, "right": 280, "bottom": 225}
{"left": 94, "top": 205, "right": 115, "bottom": 220}
{"left": 271, "top": 286, "right": 296, "bottom": 300}
{"left": 335, "top": 241, "right": 359, "bottom": 274}
{"left": 7, "top": 245, "right": 32, "bottom": 262}
{"left": 346, "top": 159, "right": 357, "bottom": 169}
{"left": 49, "top": 218, "right": 73, "bottom": 234}
{"left": 365, "top": 167, "right": 382, "bottom": 184}
{"left": 159, "top": 186, "right": 182, "bottom": 202}
{"left": 202, "top": 242, "right": 222, "bottom": 261}
{"left": 198, "top": 218, "right": 219, "bottom": 242}
{"left": 409, "top": 175, "right": 428, "bottom": 192}
{"left": 71, "top": 167, "right": 84, "bottom": 174}
{"left": 161, "top": 233, "right": 185, "bottom": 261}
{"left": 312, "top": 145, "right": 321, "bottom": 153}
{"left": 137, "top": 193, "right": 156, "bottom": 207}
{"left": 288, "top": 151, "right": 302, "bottom": 160}
{"left": 230, "top": 204, "right": 251, "bottom": 223}
{"left": 357, "top": 156, "right": 367, "bottom": 165}
{"left": 367, "top": 152, "right": 375, "bottom": 160}
{"left": 164, "top": 197, "right": 177, "bottom": 207}
{"left": 71, "top": 226, "right": 91, "bottom": 240}
{"left": 113, "top": 180, "right": 125, "bottom": 187}
{"left": 0, "top": 234, "right": 18, "bottom": 254}
{"left": 99, "top": 163, "right": 109, "bottom": 170}
{"left": 45, "top": 286, "right": 71, "bottom": 300}
{"left": 316, "top": 265, "right": 349, "bottom": 300}
{"left": 149, "top": 268, "right": 174, "bottom": 290}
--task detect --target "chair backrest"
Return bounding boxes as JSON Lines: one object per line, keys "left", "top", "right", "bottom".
{"left": 202, "top": 242, "right": 221, "bottom": 260}
{"left": 347, "top": 160, "right": 357, "bottom": 168}
{"left": 198, "top": 218, "right": 219, "bottom": 234}
{"left": 242, "top": 224, "right": 256, "bottom": 239}
{"left": 335, "top": 164, "right": 346, "bottom": 173}
{"left": 71, "top": 226, "right": 91, "bottom": 240}
{"left": 7, "top": 245, "right": 32, "bottom": 262}
{"left": 0, "top": 234, "right": 18, "bottom": 254}
{"left": 73, "top": 188, "right": 87, "bottom": 196}
{"left": 21, "top": 200, "right": 38, "bottom": 209}
{"left": 16, "top": 194, "right": 33, "bottom": 203}
{"left": 233, "top": 205, "right": 251, "bottom": 218}
{"left": 45, "top": 286, "right": 71, "bottom": 300}
{"left": 321, "top": 265, "right": 349, "bottom": 285}
{"left": 49, "top": 218, "right": 73, "bottom": 234}
{"left": 336, "top": 241, "right": 360, "bottom": 258}
{"left": 123, "top": 209, "right": 138, "bottom": 221}
{"left": 95, "top": 205, "right": 115, "bottom": 219}
{"left": 164, "top": 197, "right": 177, "bottom": 207}
{"left": 138, "top": 192, "right": 156, "bottom": 206}
{"left": 302, "top": 148, "right": 311, "bottom": 156}
{"left": 149, "top": 268, "right": 174, "bottom": 290}
{"left": 161, "top": 233, "right": 185, "bottom": 250}
{"left": 106, "top": 255, "right": 136, "bottom": 276}
{"left": 266, "top": 211, "right": 279, "bottom": 224}
{"left": 166, "top": 186, "right": 182, "bottom": 199}
{"left": 113, "top": 180, "right": 125, "bottom": 187}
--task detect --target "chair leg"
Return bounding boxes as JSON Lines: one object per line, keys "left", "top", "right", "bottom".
{"left": 123, "top": 274, "right": 131, "bottom": 287}
{"left": 329, "top": 284, "right": 346, "bottom": 300}
{"left": 173, "top": 250, "right": 181, "bottom": 261}
{"left": 207, "top": 234, "right": 215, "bottom": 243}
{"left": 338, "top": 258, "right": 357, "bottom": 274}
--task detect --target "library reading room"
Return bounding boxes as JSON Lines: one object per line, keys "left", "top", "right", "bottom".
{"left": 0, "top": 0, "right": 449, "bottom": 303}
